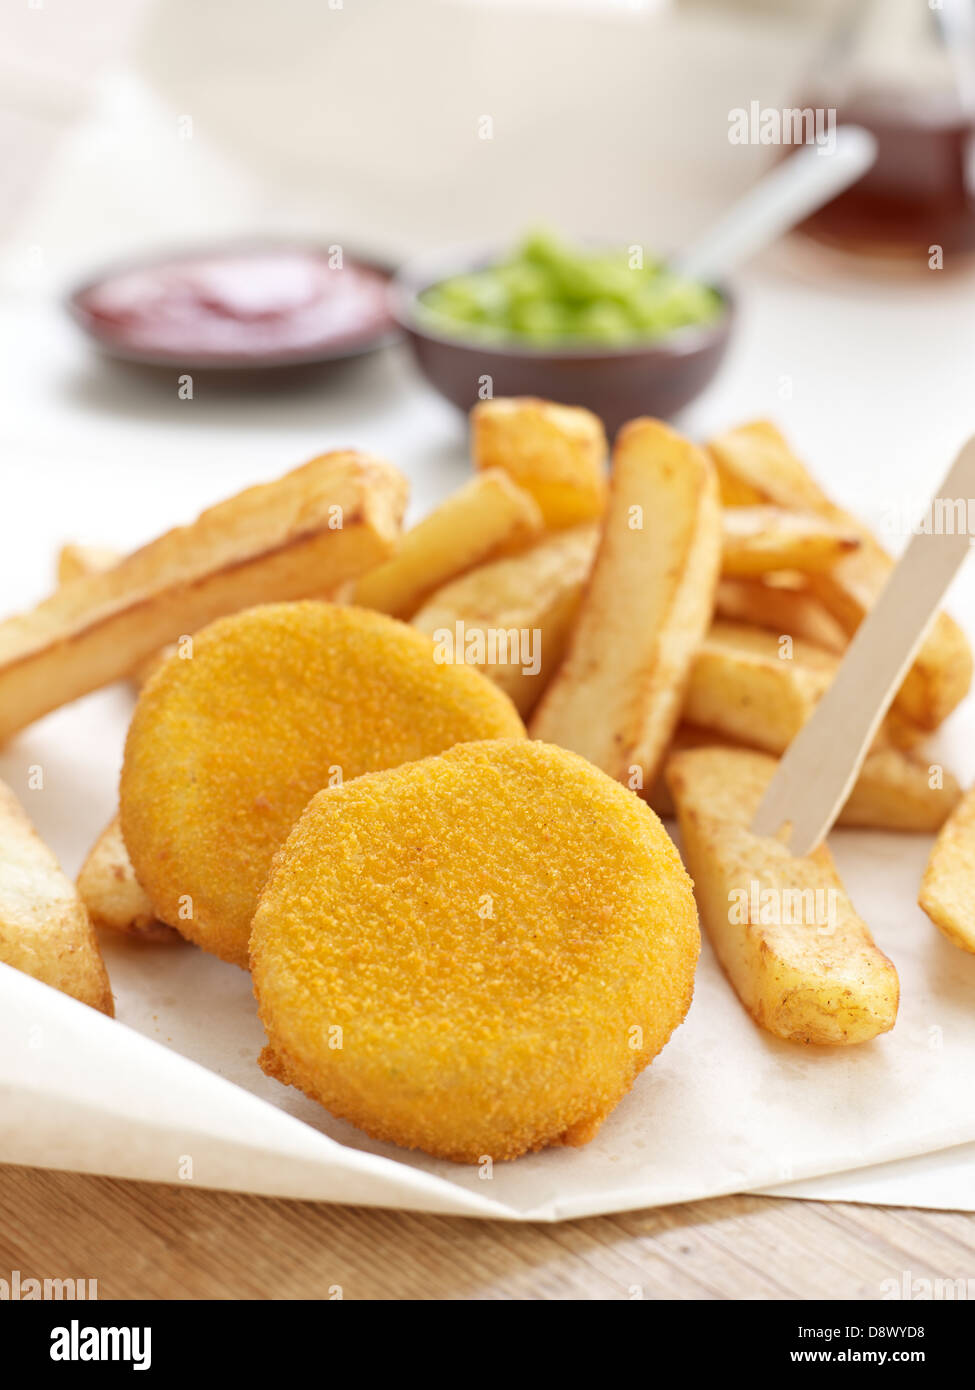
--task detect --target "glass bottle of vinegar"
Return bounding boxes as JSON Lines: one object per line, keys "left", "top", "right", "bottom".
{"left": 797, "top": 0, "right": 975, "bottom": 260}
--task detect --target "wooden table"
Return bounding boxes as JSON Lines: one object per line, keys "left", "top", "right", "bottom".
{"left": 2, "top": 1164, "right": 972, "bottom": 1299}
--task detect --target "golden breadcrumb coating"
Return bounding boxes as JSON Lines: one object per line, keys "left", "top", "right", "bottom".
{"left": 120, "top": 602, "right": 525, "bottom": 966}
{"left": 251, "top": 739, "right": 699, "bottom": 1162}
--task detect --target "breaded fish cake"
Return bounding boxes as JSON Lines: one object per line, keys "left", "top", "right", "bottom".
{"left": 120, "top": 602, "right": 524, "bottom": 966}
{"left": 251, "top": 739, "right": 699, "bottom": 1162}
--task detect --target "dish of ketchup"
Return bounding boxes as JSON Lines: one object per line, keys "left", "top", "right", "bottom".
{"left": 70, "top": 244, "right": 397, "bottom": 367}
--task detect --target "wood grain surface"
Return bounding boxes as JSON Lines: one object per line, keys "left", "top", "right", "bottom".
{"left": 1, "top": 1165, "right": 973, "bottom": 1300}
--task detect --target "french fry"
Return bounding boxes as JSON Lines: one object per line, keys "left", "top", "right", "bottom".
{"left": 57, "top": 545, "right": 172, "bottom": 689}
{"left": 843, "top": 748, "right": 962, "bottom": 831}
{"left": 648, "top": 725, "right": 961, "bottom": 833}
{"left": 684, "top": 621, "right": 835, "bottom": 754}
{"left": 411, "top": 524, "right": 598, "bottom": 717}
{"left": 647, "top": 724, "right": 737, "bottom": 817}
{"left": 720, "top": 506, "right": 861, "bottom": 577}
{"left": 708, "top": 420, "right": 830, "bottom": 510}
{"left": 708, "top": 420, "right": 973, "bottom": 730}
{"left": 874, "top": 707, "right": 928, "bottom": 752}
{"left": 353, "top": 469, "right": 543, "bottom": 619}
{"left": 666, "top": 746, "right": 899, "bottom": 1044}
{"left": 60, "top": 474, "right": 544, "bottom": 671}
{"left": 530, "top": 418, "right": 722, "bottom": 786}
{"left": 0, "top": 451, "right": 407, "bottom": 742}
{"left": 0, "top": 780, "right": 113, "bottom": 1013}
{"left": 715, "top": 576, "right": 848, "bottom": 653}
{"left": 919, "top": 784, "right": 975, "bottom": 952}
{"left": 471, "top": 396, "right": 608, "bottom": 527}
{"left": 684, "top": 621, "right": 919, "bottom": 754}
{"left": 77, "top": 817, "right": 174, "bottom": 942}
{"left": 810, "top": 547, "right": 972, "bottom": 731}
{"left": 56, "top": 543, "right": 122, "bottom": 586}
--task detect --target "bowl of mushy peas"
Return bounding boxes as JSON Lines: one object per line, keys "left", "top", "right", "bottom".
{"left": 392, "top": 230, "right": 733, "bottom": 433}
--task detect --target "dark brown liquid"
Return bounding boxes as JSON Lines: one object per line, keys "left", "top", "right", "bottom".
{"left": 798, "top": 95, "right": 975, "bottom": 258}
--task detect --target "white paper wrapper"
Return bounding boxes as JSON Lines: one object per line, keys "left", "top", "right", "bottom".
{"left": 2, "top": 671, "right": 975, "bottom": 1219}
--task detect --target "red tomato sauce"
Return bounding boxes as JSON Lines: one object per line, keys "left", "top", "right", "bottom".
{"left": 71, "top": 245, "right": 395, "bottom": 365}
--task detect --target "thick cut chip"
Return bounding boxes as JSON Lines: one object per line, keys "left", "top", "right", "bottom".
{"left": 0, "top": 450, "right": 407, "bottom": 742}
{"left": 411, "top": 524, "right": 598, "bottom": 716}
{"left": 684, "top": 620, "right": 835, "bottom": 755}
{"left": 56, "top": 543, "right": 122, "bottom": 586}
{"left": 720, "top": 506, "right": 860, "bottom": 577}
{"left": 530, "top": 418, "right": 722, "bottom": 786}
{"left": 648, "top": 726, "right": 961, "bottom": 833}
{"left": 919, "top": 784, "right": 975, "bottom": 953}
{"left": 810, "top": 547, "right": 972, "bottom": 731}
{"left": 0, "top": 781, "right": 113, "bottom": 1014}
{"left": 471, "top": 396, "right": 608, "bottom": 527}
{"left": 708, "top": 420, "right": 830, "bottom": 510}
{"left": 708, "top": 420, "right": 972, "bottom": 730}
{"left": 352, "top": 470, "right": 543, "bottom": 619}
{"left": 120, "top": 602, "right": 525, "bottom": 966}
{"left": 684, "top": 620, "right": 915, "bottom": 754}
{"left": 78, "top": 817, "right": 173, "bottom": 942}
{"left": 56, "top": 545, "right": 182, "bottom": 689}
{"left": 251, "top": 739, "right": 699, "bottom": 1163}
{"left": 666, "top": 746, "right": 898, "bottom": 1045}
{"left": 841, "top": 747, "right": 961, "bottom": 833}
{"left": 715, "top": 576, "right": 847, "bottom": 654}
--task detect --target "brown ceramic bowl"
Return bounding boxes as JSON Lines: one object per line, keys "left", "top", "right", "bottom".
{"left": 391, "top": 246, "right": 735, "bottom": 435}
